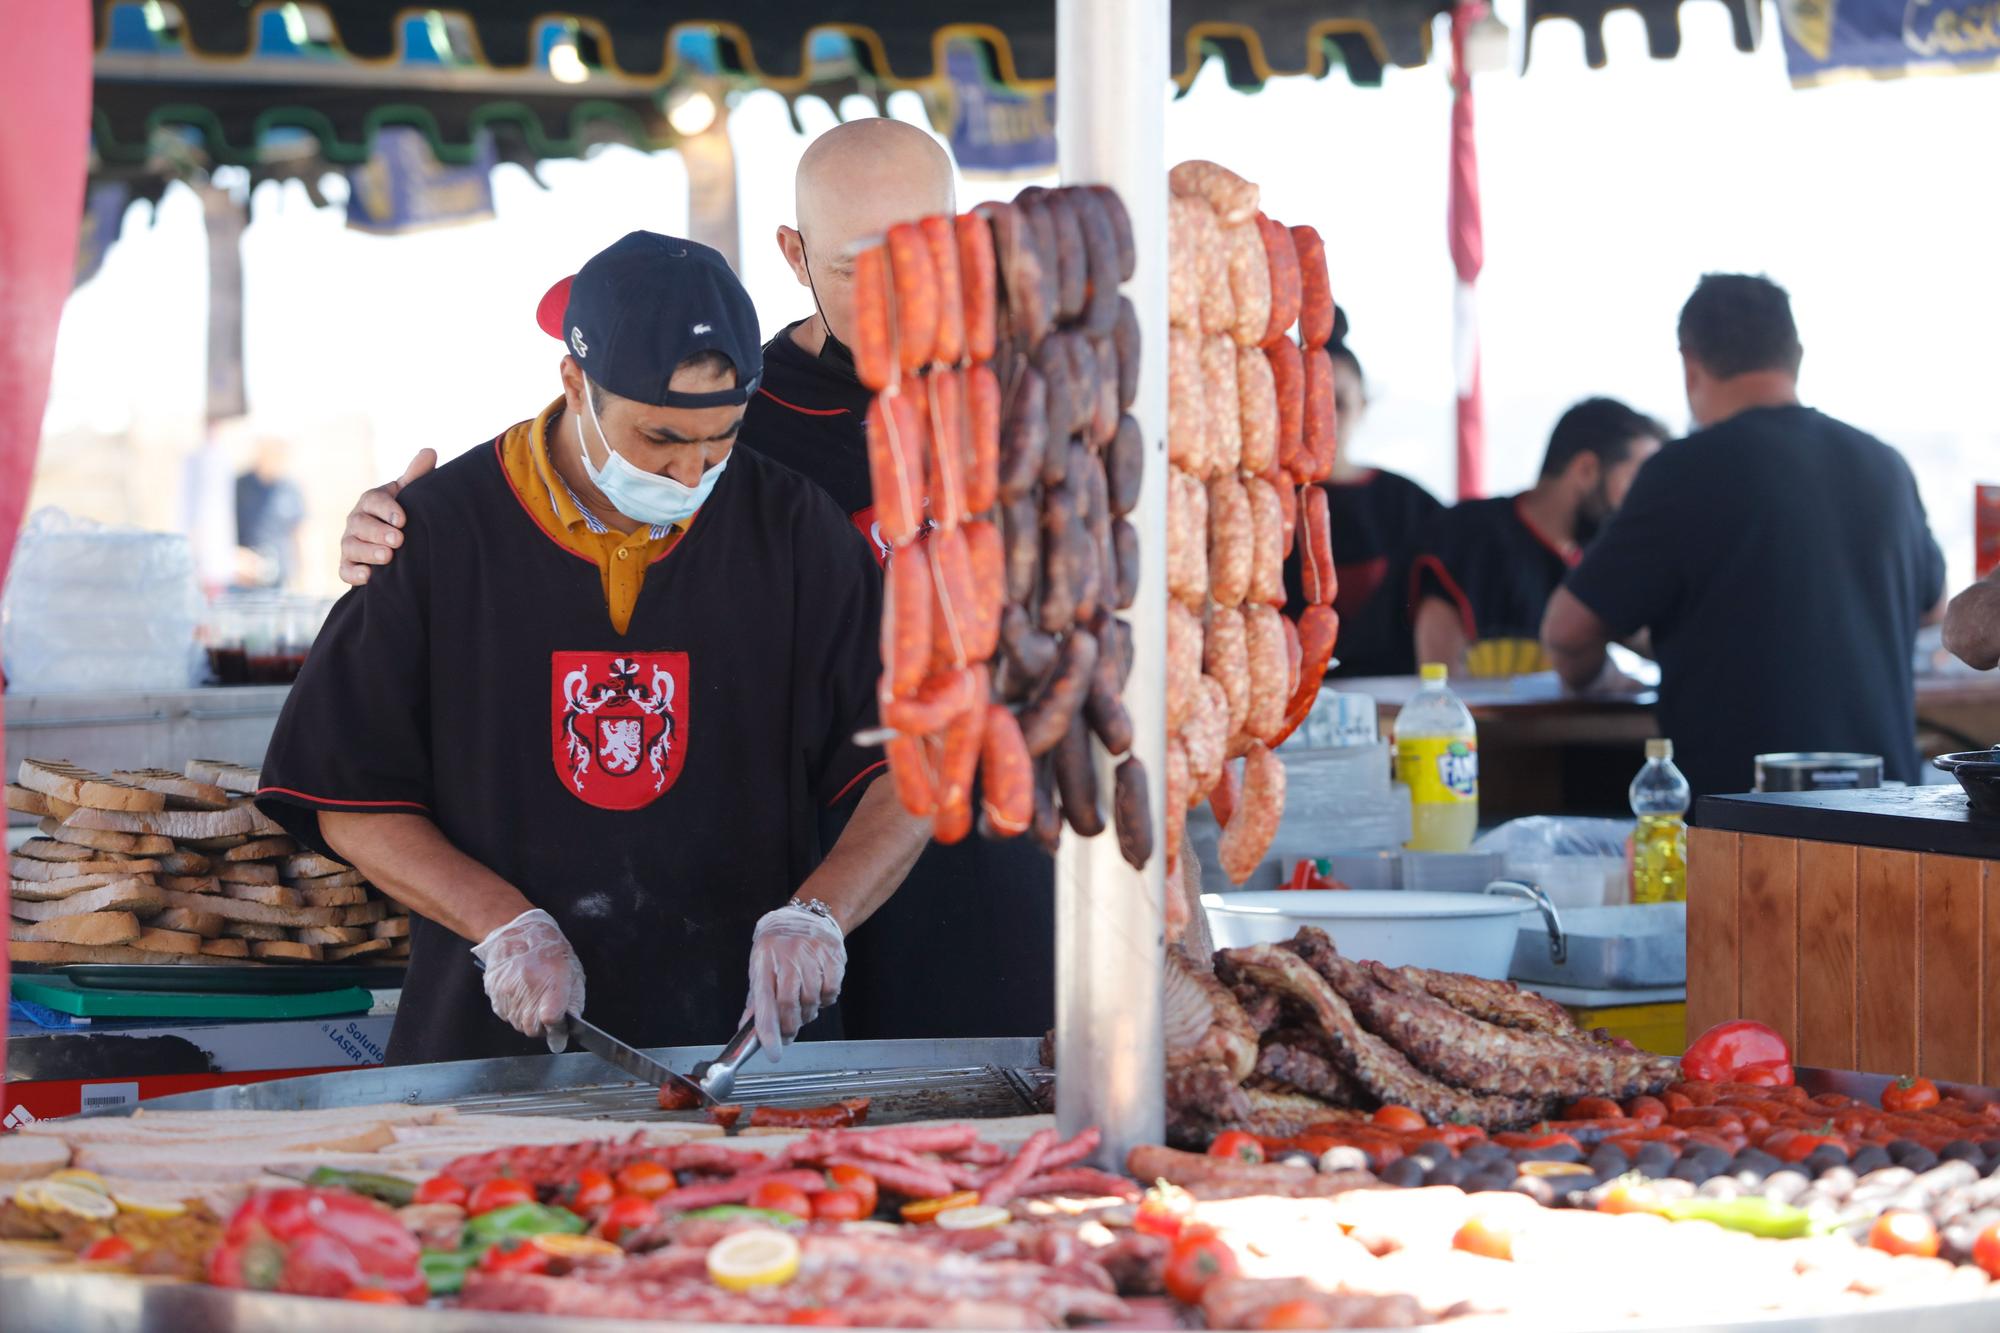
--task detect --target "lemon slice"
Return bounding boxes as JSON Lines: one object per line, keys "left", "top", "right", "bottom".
{"left": 30, "top": 1182, "right": 119, "bottom": 1220}
{"left": 934, "top": 1205, "right": 1010, "bottom": 1231}
{"left": 1517, "top": 1161, "right": 1593, "bottom": 1179}
{"left": 531, "top": 1234, "right": 623, "bottom": 1261}
{"left": 838, "top": 1220, "right": 903, "bottom": 1238}
{"left": 706, "top": 1228, "right": 801, "bottom": 1292}
{"left": 44, "top": 1170, "right": 110, "bottom": 1196}
{"left": 112, "top": 1195, "right": 187, "bottom": 1220}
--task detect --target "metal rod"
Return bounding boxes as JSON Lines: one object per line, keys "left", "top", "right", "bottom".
{"left": 1054, "top": 0, "right": 1169, "bottom": 1169}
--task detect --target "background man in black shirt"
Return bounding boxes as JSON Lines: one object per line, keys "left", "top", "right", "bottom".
{"left": 1545, "top": 273, "right": 1948, "bottom": 797}
{"left": 1410, "top": 398, "right": 1664, "bottom": 675}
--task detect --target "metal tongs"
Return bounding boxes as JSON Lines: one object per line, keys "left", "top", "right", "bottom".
{"left": 690, "top": 1019, "right": 761, "bottom": 1103}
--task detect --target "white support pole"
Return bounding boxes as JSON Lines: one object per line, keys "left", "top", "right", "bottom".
{"left": 1054, "top": 0, "right": 1170, "bottom": 1168}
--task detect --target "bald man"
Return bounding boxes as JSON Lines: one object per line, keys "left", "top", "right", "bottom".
{"left": 337, "top": 118, "right": 1057, "bottom": 1044}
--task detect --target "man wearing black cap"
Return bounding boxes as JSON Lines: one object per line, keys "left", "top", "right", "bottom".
{"left": 257, "top": 232, "right": 928, "bottom": 1064}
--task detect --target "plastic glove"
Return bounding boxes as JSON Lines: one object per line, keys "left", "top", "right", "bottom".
{"left": 470, "top": 908, "right": 586, "bottom": 1052}
{"left": 744, "top": 903, "right": 845, "bottom": 1058}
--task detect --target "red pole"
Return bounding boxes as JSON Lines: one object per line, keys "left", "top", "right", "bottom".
{"left": 0, "top": 2, "right": 94, "bottom": 1111}
{"left": 1448, "top": 0, "right": 1487, "bottom": 501}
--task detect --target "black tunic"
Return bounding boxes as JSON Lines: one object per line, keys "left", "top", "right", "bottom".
{"left": 739, "top": 324, "right": 1058, "bottom": 1040}
{"left": 1410, "top": 495, "right": 1579, "bottom": 646}
{"left": 1290, "top": 470, "right": 1440, "bottom": 679}
{"left": 257, "top": 434, "right": 883, "bottom": 1064}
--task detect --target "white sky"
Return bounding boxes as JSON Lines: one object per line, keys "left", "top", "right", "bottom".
{"left": 40, "top": 1, "right": 2000, "bottom": 591}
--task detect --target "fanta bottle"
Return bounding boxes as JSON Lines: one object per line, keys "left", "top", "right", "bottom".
{"left": 1394, "top": 663, "right": 1479, "bottom": 852}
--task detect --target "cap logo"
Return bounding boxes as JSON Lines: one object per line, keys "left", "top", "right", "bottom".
{"left": 691, "top": 322, "right": 712, "bottom": 335}
{"left": 570, "top": 326, "right": 589, "bottom": 358}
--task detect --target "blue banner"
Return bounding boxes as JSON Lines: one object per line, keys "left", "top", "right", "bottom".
{"left": 1781, "top": 0, "right": 2000, "bottom": 86}
{"left": 346, "top": 127, "right": 496, "bottom": 235}
{"left": 943, "top": 41, "right": 1056, "bottom": 180}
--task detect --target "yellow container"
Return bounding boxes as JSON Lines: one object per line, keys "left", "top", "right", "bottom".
{"left": 1565, "top": 1001, "right": 1687, "bottom": 1056}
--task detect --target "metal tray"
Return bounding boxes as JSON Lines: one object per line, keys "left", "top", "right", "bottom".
{"left": 1510, "top": 903, "right": 1685, "bottom": 988}
{"left": 19, "top": 963, "right": 405, "bottom": 994}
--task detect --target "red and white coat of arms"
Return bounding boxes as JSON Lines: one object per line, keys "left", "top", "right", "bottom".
{"left": 550, "top": 651, "right": 688, "bottom": 810}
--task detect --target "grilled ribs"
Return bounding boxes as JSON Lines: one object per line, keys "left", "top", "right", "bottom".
{"left": 1385, "top": 962, "right": 1581, "bottom": 1038}
{"left": 1165, "top": 945, "right": 1259, "bottom": 1081}
{"left": 1255, "top": 1029, "right": 1362, "bottom": 1106}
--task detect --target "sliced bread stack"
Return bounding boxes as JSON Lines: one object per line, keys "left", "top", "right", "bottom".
{"left": 8, "top": 758, "right": 410, "bottom": 966}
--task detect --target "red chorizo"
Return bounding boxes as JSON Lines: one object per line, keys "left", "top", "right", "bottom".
{"left": 1217, "top": 742, "right": 1286, "bottom": 884}
{"left": 962, "top": 517, "right": 1005, "bottom": 663}
{"left": 1106, "top": 414, "right": 1143, "bottom": 518}
{"left": 866, "top": 389, "right": 925, "bottom": 546}
{"left": 884, "top": 734, "right": 937, "bottom": 816}
{"left": 1243, "top": 604, "right": 1288, "bottom": 744}
{"left": 1167, "top": 330, "right": 1209, "bottom": 477}
{"left": 1300, "top": 484, "right": 1337, "bottom": 608}
{"left": 1257, "top": 213, "right": 1302, "bottom": 348}
{"left": 956, "top": 212, "right": 998, "bottom": 364}
{"left": 1201, "top": 334, "right": 1242, "bottom": 477}
{"left": 1244, "top": 475, "right": 1286, "bottom": 608}
{"left": 1053, "top": 711, "right": 1103, "bottom": 837}
{"left": 921, "top": 214, "right": 966, "bottom": 368}
{"left": 1207, "top": 475, "right": 1253, "bottom": 609}
{"left": 927, "top": 526, "right": 978, "bottom": 672}
{"left": 1291, "top": 224, "right": 1333, "bottom": 349}
{"left": 933, "top": 681, "right": 988, "bottom": 844}
{"left": 852, "top": 245, "right": 897, "bottom": 392}
{"left": 1167, "top": 196, "right": 1202, "bottom": 331}
{"left": 1113, "top": 296, "right": 1140, "bottom": 411}
{"left": 1070, "top": 186, "right": 1122, "bottom": 338}
{"left": 1279, "top": 477, "right": 1297, "bottom": 559}
{"left": 1000, "top": 494, "right": 1040, "bottom": 606}
{"left": 886, "top": 221, "right": 938, "bottom": 373}
{"left": 1237, "top": 344, "right": 1278, "bottom": 477}
{"left": 1169, "top": 159, "right": 1259, "bottom": 226}
{"left": 1112, "top": 757, "right": 1153, "bottom": 870}
{"left": 1090, "top": 184, "right": 1136, "bottom": 282}
{"left": 1204, "top": 605, "right": 1251, "bottom": 742}
{"left": 998, "top": 365, "right": 1047, "bottom": 502}
{"left": 1224, "top": 220, "right": 1272, "bottom": 349}
{"left": 978, "top": 704, "right": 1034, "bottom": 837}
{"left": 883, "top": 665, "right": 980, "bottom": 738}
{"left": 1266, "top": 339, "right": 1306, "bottom": 483}
{"left": 1166, "top": 598, "right": 1203, "bottom": 733}
{"left": 1183, "top": 674, "right": 1229, "bottom": 799}
{"left": 1044, "top": 189, "right": 1088, "bottom": 325}
{"left": 1018, "top": 626, "right": 1098, "bottom": 757}
{"left": 1111, "top": 517, "right": 1138, "bottom": 611}
{"left": 925, "top": 368, "right": 967, "bottom": 533}
{"left": 964, "top": 363, "right": 1000, "bottom": 514}
{"left": 1302, "top": 345, "right": 1336, "bottom": 483}
{"left": 882, "top": 543, "right": 933, "bottom": 700}
{"left": 1276, "top": 604, "right": 1340, "bottom": 746}
{"left": 1167, "top": 467, "right": 1209, "bottom": 610}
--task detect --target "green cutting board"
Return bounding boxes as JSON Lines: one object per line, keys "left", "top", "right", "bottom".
{"left": 11, "top": 975, "right": 374, "bottom": 1020}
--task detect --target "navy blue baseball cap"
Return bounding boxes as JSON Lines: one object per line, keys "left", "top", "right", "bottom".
{"left": 534, "top": 231, "right": 761, "bottom": 409}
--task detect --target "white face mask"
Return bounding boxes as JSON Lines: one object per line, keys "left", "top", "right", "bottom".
{"left": 577, "top": 387, "right": 727, "bottom": 527}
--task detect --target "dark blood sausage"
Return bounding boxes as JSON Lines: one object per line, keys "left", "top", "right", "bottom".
{"left": 1018, "top": 626, "right": 1099, "bottom": 757}
{"left": 884, "top": 734, "right": 937, "bottom": 815}
{"left": 1015, "top": 193, "right": 1062, "bottom": 347}
{"left": 1039, "top": 472, "right": 1082, "bottom": 633}
{"left": 852, "top": 246, "right": 897, "bottom": 392}
{"left": 1089, "top": 335, "right": 1120, "bottom": 449}
{"left": 882, "top": 542, "right": 933, "bottom": 699}
{"left": 1083, "top": 609, "right": 1134, "bottom": 756}
{"left": 1070, "top": 185, "right": 1122, "bottom": 337}
{"left": 866, "top": 390, "right": 925, "bottom": 545}
{"left": 1000, "top": 496, "right": 1041, "bottom": 606}
{"left": 978, "top": 704, "right": 1034, "bottom": 837}
{"left": 1257, "top": 213, "right": 1302, "bottom": 348}
{"left": 961, "top": 518, "right": 1005, "bottom": 662}
{"left": 1112, "top": 518, "right": 1139, "bottom": 611}
{"left": 920, "top": 214, "right": 966, "bottom": 368}
{"left": 1113, "top": 756, "right": 1154, "bottom": 870}
{"left": 1089, "top": 184, "right": 1136, "bottom": 282}
{"left": 1113, "top": 296, "right": 1140, "bottom": 411}
{"left": 1106, "top": 414, "right": 1143, "bottom": 518}
{"left": 1267, "top": 340, "right": 1306, "bottom": 483}
{"left": 746, "top": 1098, "right": 872, "bottom": 1130}
{"left": 1030, "top": 755, "right": 1061, "bottom": 853}
{"left": 956, "top": 211, "right": 998, "bottom": 364}
{"left": 933, "top": 688, "right": 987, "bottom": 844}
{"left": 1071, "top": 444, "right": 1107, "bottom": 627}
{"left": 1052, "top": 711, "right": 1104, "bottom": 838}
{"left": 1302, "top": 346, "right": 1336, "bottom": 484}
{"left": 925, "top": 368, "right": 967, "bottom": 533}
{"left": 1110, "top": 615, "right": 1134, "bottom": 688}
{"left": 1036, "top": 339, "right": 1077, "bottom": 481}
{"left": 981, "top": 200, "right": 1049, "bottom": 352}
{"left": 998, "top": 365, "right": 1048, "bottom": 502}
{"left": 885, "top": 221, "right": 938, "bottom": 372}
{"left": 1044, "top": 188, "right": 1089, "bottom": 324}
{"left": 1065, "top": 334, "right": 1100, "bottom": 449}
{"left": 1291, "top": 223, "right": 1334, "bottom": 349}
{"left": 964, "top": 363, "right": 1001, "bottom": 515}
{"left": 1000, "top": 603, "right": 1059, "bottom": 681}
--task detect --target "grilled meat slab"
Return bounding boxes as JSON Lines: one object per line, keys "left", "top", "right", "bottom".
{"left": 1384, "top": 963, "right": 1581, "bottom": 1037}
{"left": 1255, "top": 1029, "right": 1362, "bottom": 1106}
{"left": 1166, "top": 1061, "right": 1255, "bottom": 1149}
{"left": 1165, "top": 944, "right": 1259, "bottom": 1081}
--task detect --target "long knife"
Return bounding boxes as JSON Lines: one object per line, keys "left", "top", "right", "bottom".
{"left": 566, "top": 1014, "right": 718, "bottom": 1113}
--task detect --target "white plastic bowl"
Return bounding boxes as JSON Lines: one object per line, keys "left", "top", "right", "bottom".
{"left": 1201, "top": 890, "right": 1537, "bottom": 979}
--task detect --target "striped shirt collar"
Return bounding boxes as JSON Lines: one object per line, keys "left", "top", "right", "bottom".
{"left": 539, "top": 405, "right": 678, "bottom": 541}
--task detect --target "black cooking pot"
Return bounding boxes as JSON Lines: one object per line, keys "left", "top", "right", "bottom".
{"left": 1754, "top": 752, "right": 1883, "bottom": 792}
{"left": 1933, "top": 749, "right": 2000, "bottom": 818}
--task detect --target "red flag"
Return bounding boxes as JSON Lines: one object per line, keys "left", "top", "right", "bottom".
{"left": 1449, "top": 1, "right": 1487, "bottom": 501}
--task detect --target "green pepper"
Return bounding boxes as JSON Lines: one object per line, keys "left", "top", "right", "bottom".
{"left": 1662, "top": 1196, "right": 1812, "bottom": 1239}
{"left": 679, "top": 1206, "right": 807, "bottom": 1226}
{"left": 420, "top": 1249, "right": 480, "bottom": 1296}
{"left": 462, "top": 1201, "right": 586, "bottom": 1249}
{"left": 304, "top": 1167, "right": 417, "bottom": 1209}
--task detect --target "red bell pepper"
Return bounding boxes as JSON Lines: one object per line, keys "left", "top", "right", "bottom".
{"left": 209, "top": 1188, "right": 426, "bottom": 1304}
{"left": 1681, "top": 1020, "right": 1793, "bottom": 1088}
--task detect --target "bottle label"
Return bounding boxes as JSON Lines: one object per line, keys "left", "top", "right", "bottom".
{"left": 1398, "top": 737, "right": 1479, "bottom": 805}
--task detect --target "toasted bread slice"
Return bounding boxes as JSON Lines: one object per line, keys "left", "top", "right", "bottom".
{"left": 18, "top": 759, "right": 166, "bottom": 813}
{"left": 186, "top": 759, "right": 262, "bottom": 793}
{"left": 200, "top": 936, "right": 251, "bottom": 958}
{"left": 131, "top": 927, "right": 202, "bottom": 955}
{"left": 372, "top": 916, "right": 412, "bottom": 940}
{"left": 163, "top": 889, "right": 339, "bottom": 927}
{"left": 291, "top": 869, "right": 365, "bottom": 891}
{"left": 294, "top": 925, "right": 366, "bottom": 946}
{"left": 219, "top": 882, "right": 301, "bottom": 908}
{"left": 225, "top": 837, "right": 297, "bottom": 862}
{"left": 12, "top": 838, "right": 93, "bottom": 864}
{"left": 152, "top": 907, "right": 226, "bottom": 938}
{"left": 11, "top": 911, "right": 141, "bottom": 946}
{"left": 182, "top": 834, "right": 250, "bottom": 852}
{"left": 10, "top": 940, "right": 229, "bottom": 965}
{"left": 0, "top": 1136, "right": 70, "bottom": 1181}
{"left": 280, "top": 853, "right": 350, "bottom": 880}
{"left": 329, "top": 938, "right": 393, "bottom": 962}
{"left": 159, "top": 874, "right": 220, "bottom": 895}
{"left": 218, "top": 862, "right": 280, "bottom": 886}
{"left": 157, "top": 851, "right": 213, "bottom": 875}
{"left": 4, "top": 784, "right": 57, "bottom": 818}
{"left": 10, "top": 879, "right": 165, "bottom": 921}
{"left": 221, "top": 921, "right": 287, "bottom": 941}
{"left": 336, "top": 900, "right": 390, "bottom": 926}
{"left": 299, "top": 882, "right": 368, "bottom": 907}
{"left": 252, "top": 940, "right": 323, "bottom": 963}
{"left": 60, "top": 804, "right": 260, "bottom": 839}
{"left": 110, "top": 769, "right": 231, "bottom": 811}
{"left": 12, "top": 854, "right": 159, "bottom": 881}
{"left": 37, "top": 818, "right": 173, "bottom": 857}
{"left": 11, "top": 874, "right": 129, "bottom": 902}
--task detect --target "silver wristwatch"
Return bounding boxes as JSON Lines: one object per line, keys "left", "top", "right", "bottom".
{"left": 788, "top": 897, "right": 837, "bottom": 926}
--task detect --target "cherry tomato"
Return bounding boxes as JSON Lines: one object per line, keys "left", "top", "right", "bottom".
{"left": 1562, "top": 1098, "right": 1625, "bottom": 1121}
{"left": 615, "top": 1161, "right": 676, "bottom": 1200}
{"left": 785, "top": 1312, "right": 850, "bottom": 1326}
{"left": 749, "top": 1180, "right": 816, "bottom": 1219}
{"left": 478, "top": 1238, "right": 553, "bottom": 1276}
{"left": 78, "top": 1237, "right": 135, "bottom": 1264}
{"left": 811, "top": 1189, "right": 867, "bottom": 1223}
{"left": 1972, "top": 1223, "right": 2000, "bottom": 1279}
{"left": 1164, "top": 1233, "right": 1239, "bottom": 1306}
{"left": 1493, "top": 1130, "right": 1580, "bottom": 1152}
{"left": 597, "top": 1194, "right": 660, "bottom": 1243}
{"left": 344, "top": 1288, "right": 409, "bottom": 1304}
{"left": 414, "top": 1175, "right": 469, "bottom": 1207}
{"left": 1452, "top": 1215, "right": 1514, "bottom": 1261}
{"left": 1870, "top": 1210, "right": 1940, "bottom": 1259}
{"left": 1134, "top": 1182, "right": 1195, "bottom": 1240}
{"left": 467, "top": 1177, "right": 536, "bottom": 1216}
{"left": 1766, "top": 1125, "right": 1845, "bottom": 1162}
{"left": 1208, "top": 1131, "right": 1265, "bottom": 1164}
{"left": 1372, "top": 1106, "right": 1426, "bottom": 1133}
{"left": 1682, "top": 1020, "right": 1792, "bottom": 1086}
{"left": 1256, "top": 1298, "right": 1331, "bottom": 1329}
{"left": 560, "top": 1169, "right": 616, "bottom": 1215}
{"left": 1883, "top": 1075, "right": 1941, "bottom": 1114}
{"left": 827, "top": 1165, "right": 878, "bottom": 1216}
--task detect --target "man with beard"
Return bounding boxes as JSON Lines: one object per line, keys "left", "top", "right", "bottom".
{"left": 337, "top": 119, "right": 1056, "bottom": 1042}
{"left": 1408, "top": 397, "right": 1665, "bottom": 676}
